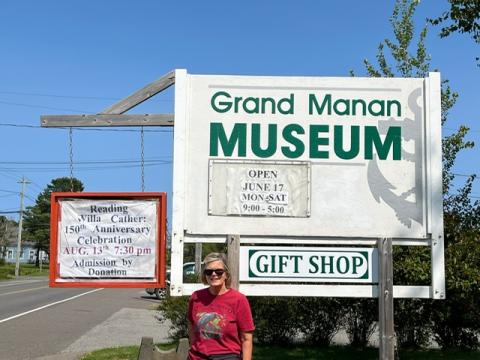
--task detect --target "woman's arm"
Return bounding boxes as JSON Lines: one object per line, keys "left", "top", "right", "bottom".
{"left": 188, "top": 321, "right": 195, "bottom": 345}
{"left": 240, "top": 331, "right": 253, "bottom": 360}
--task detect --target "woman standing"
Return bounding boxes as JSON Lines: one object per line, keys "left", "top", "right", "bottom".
{"left": 187, "top": 253, "right": 255, "bottom": 360}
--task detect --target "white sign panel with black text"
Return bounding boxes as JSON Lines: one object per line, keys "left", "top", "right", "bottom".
{"left": 240, "top": 246, "right": 378, "bottom": 283}
{"left": 209, "top": 160, "right": 310, "bottom": 217}
{"left": 58, "top": 199, "right": 157, "bottom": 279}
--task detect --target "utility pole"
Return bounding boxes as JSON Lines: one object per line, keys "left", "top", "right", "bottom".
{"left": 15, "top": 177, "right": 30, "bottom": 278}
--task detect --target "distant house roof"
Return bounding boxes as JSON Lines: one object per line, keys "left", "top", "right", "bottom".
{"left": 2, "top": 220, "right": 42, "bottom": 249}
{"left": 6, "top": 240, "right": 36, "bottom": 247}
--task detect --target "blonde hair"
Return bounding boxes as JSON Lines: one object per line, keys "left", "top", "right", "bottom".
{"left": 201, "top": 252, "right": 231, "bottom": 288}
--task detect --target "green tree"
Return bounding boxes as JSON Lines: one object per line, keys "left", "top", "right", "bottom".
{"left": 429, "top": 0, "right": 480, "bottom": 64}
{"left": 362, "top": 0, "right": 480, "bottom": 349}
{"left": 23, "top": 177, "right": 84, "bottom": 266}
{"left": 431, "top": 177, "right": 480, "bottom": 348}
{"left": 429, "top": 0, "right": 480, "bottom": 42}
{"left": 360, "top": 0, "right": 434, "bottom": 347}
{"left": 0, "top": 216, "right": 17, "bottom": 260}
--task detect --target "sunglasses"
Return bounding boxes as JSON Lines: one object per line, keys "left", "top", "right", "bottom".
{"left": 204, "top": 269, "right": 225, "bottom": 276}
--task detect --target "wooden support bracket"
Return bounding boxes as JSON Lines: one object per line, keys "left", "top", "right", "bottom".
{"left": 102, "top": 70, "right": 175, "bottom": 115}
{"left": 40, "top": 70, "right": 176, "bottom": 128}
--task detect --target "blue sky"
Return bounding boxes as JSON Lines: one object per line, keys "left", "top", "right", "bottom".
{"left": 0, "top": 0, "right": 478, "bottom": 222}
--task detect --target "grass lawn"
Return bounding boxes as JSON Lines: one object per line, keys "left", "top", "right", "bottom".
{"left": 80, "top": 344, "right": 175, "bottom": 360}
{"left": 0, "top": 263, "right": 49, "bottom": 279}
{"left": 80, "top": 345, "right": 139, "bottom": 360}
{"left": 80, "top": 344, "right": 480, "bottom": 360}
{"left": 254, "top": 346, "right": 480, "bottom": 360}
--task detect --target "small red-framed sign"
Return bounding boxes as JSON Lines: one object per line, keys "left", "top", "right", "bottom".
{"left": 50, "top": 192, "right": 166, "bottom": 288}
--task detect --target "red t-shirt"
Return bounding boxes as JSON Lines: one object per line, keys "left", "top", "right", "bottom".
{"left": 188, "top": 288, "right": 255, "bottom": 358}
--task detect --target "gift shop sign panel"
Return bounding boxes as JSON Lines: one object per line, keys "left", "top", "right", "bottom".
{"left": 240, "top": 246, "right": 378, "bottom": 283}
{"left": 50, "top": 193, "right": 167, "bottom": 288}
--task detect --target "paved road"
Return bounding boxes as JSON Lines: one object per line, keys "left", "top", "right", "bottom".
{"left": 0, "top": 278, "right": 89, "bottom": 321}
{"left": 0, "top": 277, "right": 168, "bottom": 360}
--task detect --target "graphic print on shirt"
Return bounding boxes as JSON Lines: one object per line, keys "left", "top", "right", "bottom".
{"left": 196, "top": 311, "right": 228, "bottom": 340}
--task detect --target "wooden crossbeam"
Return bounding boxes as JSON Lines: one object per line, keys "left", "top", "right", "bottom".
{"left": 101, "top": 70, "right": 175, "bottom": 115}
{"left": 41, "top": 114, "right": 174, "bottom": 127}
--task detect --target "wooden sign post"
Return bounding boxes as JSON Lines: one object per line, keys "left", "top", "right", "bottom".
{"left": 227, "top": 234, "right": 240, "bottom": 290}
{"left": 378, "top": 238, "right": 395, "bottom": 359}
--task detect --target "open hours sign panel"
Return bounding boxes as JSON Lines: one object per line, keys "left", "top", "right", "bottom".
{"left": 50, "top": 192, "right": 167, "bottom": 288}
{"left": 208, "top": 160, "right": 311, "bottom": 217}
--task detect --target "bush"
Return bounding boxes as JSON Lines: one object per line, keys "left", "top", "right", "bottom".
{"left": 429, "top": 237, "right": 480, "bottom": 350}
{"left": 157, "top": 295, "right": 189, "bottom": 341}
{"left": 392, "top": 245, "right": 433, "bottom": 349}
{"left": 0, "top": 263, "right": 14, "bottom": 279}
{"left": 394, "top": 299, "right": 432, "bottom": 349}
{"left": 249, "top": 297, "right": 303, "bottom": 345}
{"left": 296, "top": 298, "right": 344, "bottom": 347}
{"left": 158, "top": 294, "right": 346, "bottom": 347}
{"left": 158, "top": 294, "right": 305, "bottom": 345}
{"left": 343, "top": 298, "right": 377, "bottom": 347}
{"left": 430, "top": 292, "right": 480, "bottom": 350}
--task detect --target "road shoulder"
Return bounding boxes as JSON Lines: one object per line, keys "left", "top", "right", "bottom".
{"left": 60, "top": 307, "right": 172, "bottom": 357}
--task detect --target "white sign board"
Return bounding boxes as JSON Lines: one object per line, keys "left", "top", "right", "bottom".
{"left": 240, "top": 246, "right": 378, "bottom": 283}
{"left": 58, "top": 199, "right": 157, "bottom": 279}
{"left": 176, "top": 73, "right": 437, "bottom": 239}
{"left": 171, "top": 70, "right": 444, "bottom": 299}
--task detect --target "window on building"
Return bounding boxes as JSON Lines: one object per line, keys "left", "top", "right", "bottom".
{"left": 7, "top": 250, "right": 14, "bottom": 259}
{"left": 29, "top": 250, "right": 35, "bottom": 261}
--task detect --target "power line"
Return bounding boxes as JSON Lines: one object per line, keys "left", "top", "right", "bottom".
{"left": 0, "top": 158, "right": 171, "bottom": 165}
{"left": 0, "top": 123, "right": 173, "bottom": 133}
{"left": 0, "top": 162, "right": 170, "bottom": 173}
{"left": 0, "top": 90, "right": 173, "bottom": 102}
{"left": 0, "top": 194, "right": 17, "bottom": 199}
{"left": 0, "top": 99, "right": 91, "bottom": 113}
{"left": 0, "top": 189, "right": 19, "bottom": 194}
{"left": 23, "top": 194, "right": 36, "bottom": 202}
{"left": 0, "top": 172, "right": 23, "bottom": 182}
{"left": 0, "top": 161, "right": 170, "bottom": 170}
{"left": 25, "top": 180, "right": 44, "bottom": 192}
{"left": 0, "top": 91, "right": 120, "bottom": 101}
{"left": 0, "top": 170, "right": 50, "bottom": 192}
{"left": 0, "top": 95, "right": 173, "bottom": 113}
{"left": 0, "top": 172, "right": 42, "bottom": 196}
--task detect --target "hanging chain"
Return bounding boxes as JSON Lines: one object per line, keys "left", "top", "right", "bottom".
{"left": 141, "top": 126, "right": 145, "bottom": 192}
{"left": 69, "top": 127, "right": 74, "bottom": 192}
